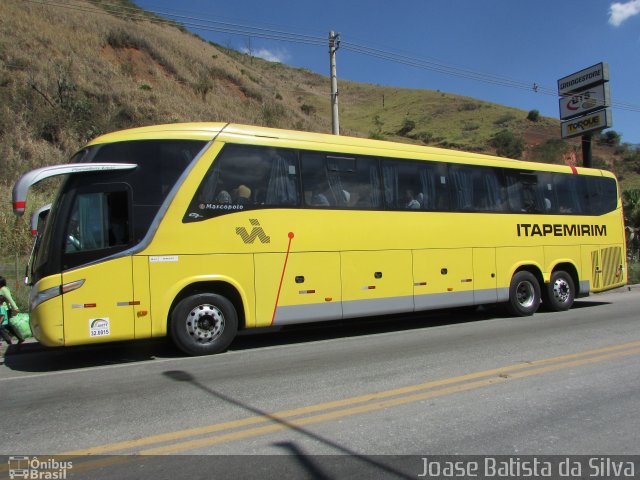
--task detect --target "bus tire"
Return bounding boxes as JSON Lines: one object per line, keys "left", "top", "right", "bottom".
{"left": 170, "top": 293, "right": 238, "bottom": 356}
{"left": 506, "top": 271, "right": 540, "bottom": 316}
{"left": 543, "top": 271, "right": 575, "bottom": 311}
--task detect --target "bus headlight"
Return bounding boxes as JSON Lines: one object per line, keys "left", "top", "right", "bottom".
{"left": 30, "top": 285, "right": 61, "bottom": 311}
{"left": 30, "top": 279, "right": 85, "bottom": 310}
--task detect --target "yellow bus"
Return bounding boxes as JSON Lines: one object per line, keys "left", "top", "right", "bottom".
{"left": 12, "top": 123, "right": 627, "bottom": 355}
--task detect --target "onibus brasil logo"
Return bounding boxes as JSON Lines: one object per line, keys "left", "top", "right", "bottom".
{"left": 8, "top": 456, "right": 73, "bottom": 479}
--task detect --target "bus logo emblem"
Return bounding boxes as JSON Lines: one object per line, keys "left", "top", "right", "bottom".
{"left": 236, "top": 219, "right": 270, "bottom": 244}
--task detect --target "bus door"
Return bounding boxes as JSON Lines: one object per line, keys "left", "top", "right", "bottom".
{"left": 589, "top": 245, "right": 624, "bottom": 291}
{"left": 59, "top": 185, "right": 139, "bottom": 345}
{"left": 341, "top": 250, "right": 414, "bottom": 318}
{"left": 413, "top": 248, "right": 474, "bottom": 310}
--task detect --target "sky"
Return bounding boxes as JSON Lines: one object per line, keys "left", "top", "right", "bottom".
{"left": 133, "top": 0, "right": 640, "bottom": 145}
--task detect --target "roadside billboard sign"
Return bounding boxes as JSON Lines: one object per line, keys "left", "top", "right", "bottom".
{"left": 559, "top": 82, "right": 611, "bottom": 120}
{"left": 557, "top": 62, "right": 609, "bottom": 96}
{"left": 561, "top": 108, "right": 612, "bottom": 139}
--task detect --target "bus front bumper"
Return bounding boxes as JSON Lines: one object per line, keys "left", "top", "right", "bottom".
{"left": 30, "top": 295, "right": 65, "bottom": 347}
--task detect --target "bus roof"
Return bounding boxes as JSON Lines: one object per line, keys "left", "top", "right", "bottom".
{"left": 86, "top": 122, "right": 615, "bottom": 179}
{"left": 86, "top": 122, "right": 229, "bottom": 145}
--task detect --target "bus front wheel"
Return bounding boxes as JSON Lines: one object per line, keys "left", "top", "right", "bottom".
{"left": 543, "top": 271, "right": 575, "bottom": 311}
{"left": 170, "top": 293, "right": 238, "bottom": 356}
{"left": 507, "top": 271, "right": 541, "bottom": 316}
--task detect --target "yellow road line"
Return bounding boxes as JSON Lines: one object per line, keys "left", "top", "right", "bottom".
{"left": 140, "top": 346, "right": 640, "bottom": 454}
{"left": 55, "top": 340, "right": 640, "bottom": 456}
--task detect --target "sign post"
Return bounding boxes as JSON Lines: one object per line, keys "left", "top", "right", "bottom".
{"left": 558, "top": 62, "right": 612, "bottom": 168}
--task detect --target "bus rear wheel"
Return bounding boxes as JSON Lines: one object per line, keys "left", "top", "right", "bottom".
{"left": 543, "top": 271, "right": 575, "bottom": 311}
{"left": 170, "top": 293, "right": 238, "bottom": 356}
{"left": 507, "top": 271, "right": 541, "bottom": 316}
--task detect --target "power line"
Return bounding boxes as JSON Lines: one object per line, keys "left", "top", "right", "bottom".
{"left": 23, "top": 0, "right": 640, "bottom": 115}
{"left": 342, "top": 43, "right": 640, "bottom": 114}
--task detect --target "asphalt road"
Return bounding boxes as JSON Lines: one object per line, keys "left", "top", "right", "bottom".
{"left": 1, "top": 288, "right": 639, "bottom": 479}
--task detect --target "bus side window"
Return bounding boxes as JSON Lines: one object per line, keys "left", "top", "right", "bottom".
{"left": 64, "top": 189, "right": 130, "bottom": 254}
{"left": 380, "top": 159, "right": 449, "bottom": 211}
{"left": 482, "top": 167, "right": 506, "bottom": 212}
{"left": 185, "top": 145, "right": 300, "bottom": 221}
{"left": 449, "top": 166, "right": 475, "bottom": 211}
{"left": 535, "top": 172, "right": 557, "bottom": 213}
{"left": 302, "top": 153, "right": 381, "bottom": 209}
{"left": 584, "top": 176, "right": 618, "bottom": 215}
{"left": 471, "top": 166, "right": 506, "bottom": 212}
{"left": 302, "top": 152, "right": 334, "bottom": 207}
{"left": 263, "top": 149, "right": 299, "bottom": 206}
{"left": 504, "top": 170, "right": 543, "bottom": 213}
{"left": 382, "top": 161, "right": 421, "bottom": 209}
{"left": 430, "top": 164, "right": 450, "bottom": 211}
{"left": 553, "top": 174, "right": 582, "bottom": 214}
{"left": 448, "top": 165, "right": 505, "bottom": 213}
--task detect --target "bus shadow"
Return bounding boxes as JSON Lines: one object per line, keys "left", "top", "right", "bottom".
{"left": 1, "top": 338, "right": 181, "bottom": 372}
{"left": 569, "top": 299, "right": 611, "bottom": 309}
{"left": 1, "top": 299, "right": 610, "bottom": 373}
{"left": 229, "top": 299, "right": 611, "bottom": 351}
{"left": 230, "top": 307, "right": 494, "bottom": 352}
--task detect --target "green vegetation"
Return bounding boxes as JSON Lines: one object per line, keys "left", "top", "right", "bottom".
{"left": 397, "top": 118, "right": 416, "bottom": 136}
{"left": 491, "top": 130, "right": 525, "bottom": 159}
{"left": 530, "top": 138, "right": 568, "bottom": 164}
{"left": 629, "top": 261, "right": 640, "bottom": 284}
{"left": 623, "top": 189, "right": 640, "bottom": 255}
{"left": 527, "top": 109, "right": 540, "bottom": 122}
{"left": 623, "top": 189, "right": 640, "bottom": 283}
{"left": 494, "top": 113, "right": 516, "bottom": 127}
{"left": 598, "top": 130, "right": 621, "bottom": 147}
{"left": 261, "top": 102, "right": 287, "bottom": 128}
{"left": 369, "top": 114, "right": 385, "bottom": 140}
{"left": 300, "top": 104, "right": 316, "bottom": 115}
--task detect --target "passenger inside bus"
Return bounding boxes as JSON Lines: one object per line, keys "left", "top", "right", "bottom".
{"left": 233, "top": 185, "right": 252, "bottom": 205}
{"left": 310, "top": 190, "right": 330, "bottom": 207}
{"left": 215, "top": 190, "right": 232, "bottom": 204}
{"left": 405, "top": 189, "right": 421, "bottom": 209}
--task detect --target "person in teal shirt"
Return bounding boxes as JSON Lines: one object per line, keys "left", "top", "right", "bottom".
{"left": 0, "top": 276, "right": 20, "bottom": 346}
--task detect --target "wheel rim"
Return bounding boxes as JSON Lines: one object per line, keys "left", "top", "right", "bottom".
{"left": 552, "top": 278, "right": 571, "bottom": 304}
{"left": 515, "top": 280, "right": 535, "bottom": 308}
{"left": 186, "top": 304, "right": 225, "bottom": 344}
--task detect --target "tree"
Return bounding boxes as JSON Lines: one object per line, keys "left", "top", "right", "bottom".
{"left": 526, "top": 109, "right": 540, "bottom": 122}
{"left": 397, "top": 118, "right": 416, "bottom": 136}
{"left": 598, "top": 130, "right": 621, "bottom": 147}
{"left": 491, "top": 130, "right": 525, "bottom": 159}
{"left": 369, "top": 114, "right": 385, "bottom": 140}
{"left": 623, "top": 189, "right": 640, "bottom": 227}
{"left": 623, "top": 189, "right": 640, "bottom": 262}
{"left": 300, "top": 104, "right": 316, "bottom": 115}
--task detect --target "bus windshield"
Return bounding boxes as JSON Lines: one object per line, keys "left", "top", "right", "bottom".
{"left": 31, "top": 139, "right": 207, "bottom": 283}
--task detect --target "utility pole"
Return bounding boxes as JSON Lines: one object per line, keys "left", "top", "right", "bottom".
{"left": 329, "top": 31, "right": 340, "bottom": 135}
{"left": 582, "top": 134, "right": 592, "bottom": 168}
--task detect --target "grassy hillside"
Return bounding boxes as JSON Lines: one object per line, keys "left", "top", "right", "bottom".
{"left": 1, "top": 0, "right": 638, "bottom": 258}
